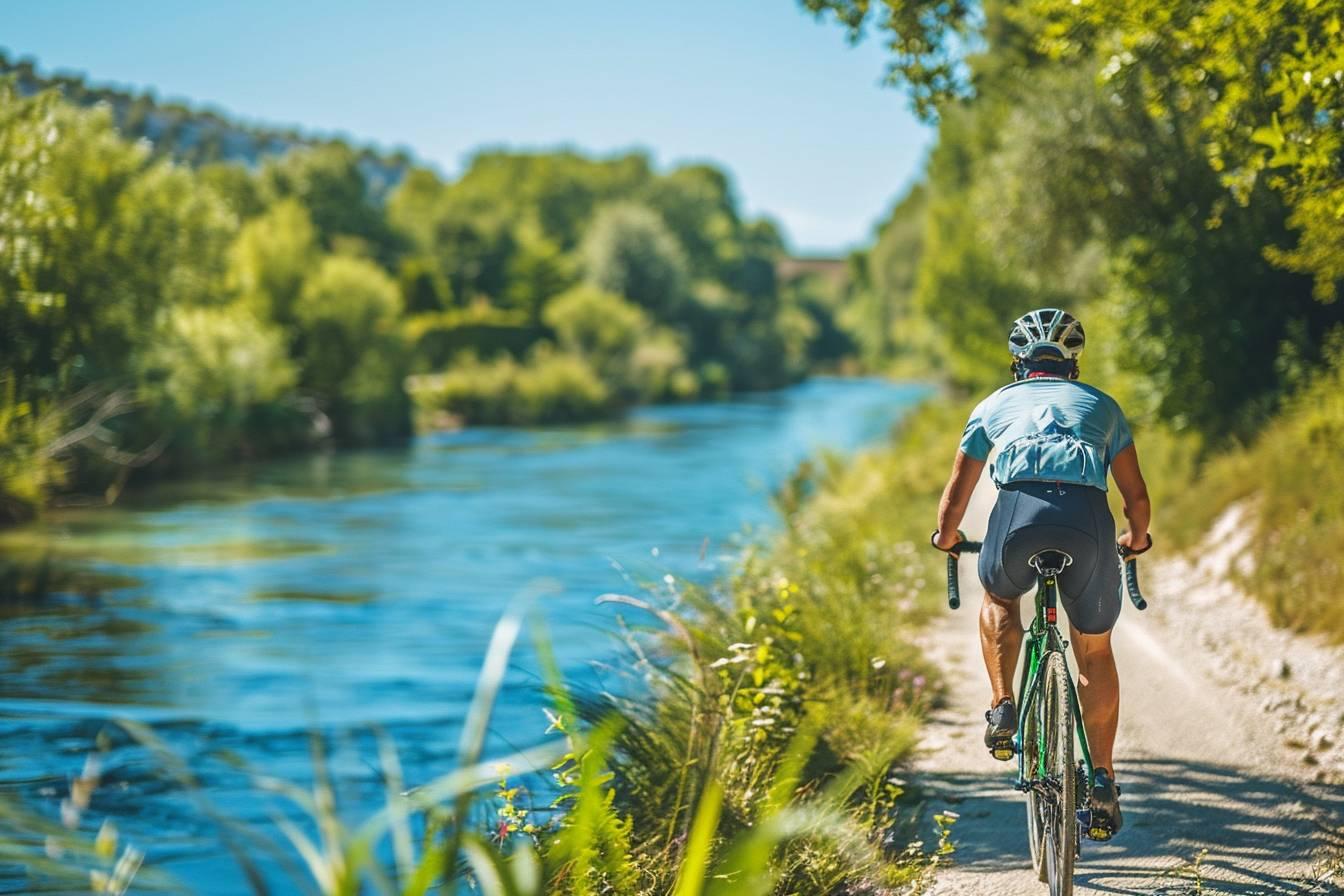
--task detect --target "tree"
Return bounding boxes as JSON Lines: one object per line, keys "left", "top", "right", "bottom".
{"left": 580, "top": 204, "right": 689, "bottom": 318}
{"left": 138, "top": 303, "right": 303, "bottom": 460}
{"left": 806, "top": 0, "right": 1344, "bottom": 301}
{"left": 229, "top": 199, "right": 318, "bottom": 326}
{"left": 293, "top": 255, "right": 410, "bottom": 442}
{"left": 1020, "top": 0, "right": 1344, "bottom": 301}
{"left": 801, "top": 0, "right": 979, "bottom": 119}
{"left": 263, "top": 143, "right": 398, "bottom": 259}
{"left": 112, "top": 160, "right": 236, "bottom": 311}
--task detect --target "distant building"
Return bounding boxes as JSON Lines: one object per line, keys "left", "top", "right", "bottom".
{"left": 775, "top": 256, "right": 850, "bottom": 290}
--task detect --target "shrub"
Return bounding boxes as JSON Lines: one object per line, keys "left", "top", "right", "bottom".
{"left": 136, "top": 303, "right": 310, "bottom": 466}
{"left": 543, "top": 285, "right": 649, "bottom": 380}
{"left": 294, "top": 254, "right": 411, "bottom": 442}
{"left": 406, "top": 348, "right": 614, "bottom": 427}
{"left": 512, "top": 346, "right": 616, "bottom": 424}
{"left": 543, "top": 285, "right": 696, "bottom": 401}
{"left": 405, "top": 307, "right": 538, "bottom": 370}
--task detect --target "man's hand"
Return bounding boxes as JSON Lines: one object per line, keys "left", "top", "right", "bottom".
{"left": 931, "top": 528, "right": 961, "bottom": 553}
{"left": 1117, "top": 529, "right": 1152, "bottom": 558}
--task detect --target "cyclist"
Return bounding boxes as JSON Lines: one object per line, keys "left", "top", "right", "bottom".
{"left": 931, "top": 308, "right": 1152, "bottom": 839}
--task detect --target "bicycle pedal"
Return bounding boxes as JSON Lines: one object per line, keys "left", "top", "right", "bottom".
{"left": 1078, "top": 808, "right": 1115, "bottom": 841}
{"left": 991, "top": 747, "right": 1014, "bottom": 761}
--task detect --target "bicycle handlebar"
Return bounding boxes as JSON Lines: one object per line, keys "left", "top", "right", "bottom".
{"left": 1116, "top": 540, "right": 1150, "bottom": 610}
{"left": 939, "top": 534, "right": 1149, "bottom": 611}
{"left": 942, "top": 532, "right": 981, "bottom": 610}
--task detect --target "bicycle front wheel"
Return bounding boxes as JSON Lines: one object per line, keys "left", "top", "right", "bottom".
{"left": 1040, "top": 649, "right": 1077, "bottom": 896}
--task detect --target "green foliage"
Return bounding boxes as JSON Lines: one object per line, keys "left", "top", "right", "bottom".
{"left": 229, "top": 198, "right": 319, "bottom": 325}
{"left": 542, "top": 285, "right": 695, "bottom": 402}
{"left": 842, "top": 17, "right": 1342, "bottom": 433}
{"left": 543, "top": 286, "right": 648, "bottom": 378}
{"left": 580, "top": 204, "right": 690, "bottom": 318}
{"left": 138, "top": 304, "right": 306, "bottom": 462}
{"left": 856, "top": 184, "right": 928, "bottom": 367}
{"left": 387, "top": 152, "right": 813, "bottom": 405}
{"left": 114, "top": 160, "right": 236, "bottom": 309}
{"left": 294, "top": 255, "right": 410, "bottom": 442}
{"left": 262, "top": 143, "right": 399, "bottom": 258}
{"left": 801, "top": 0, "right": 979, "bottom": 120}
{"left": 1019, "top": 0, "right": 1344, "bottom": 303}
{"left": 406, "top": 348, "right": 614, "bottom": 427}
{"left": 405, "top": 307, "right": 538, "bottom": 371}
{"left": 0, "top": 381, "right": 66, "bottom": 525}
{"left": 813, "top": 0, "right": 1344, "bottom": 310}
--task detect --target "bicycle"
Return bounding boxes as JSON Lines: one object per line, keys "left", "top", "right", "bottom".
{"left": 941, "top": 532, "right": 1148, "bottom": 896}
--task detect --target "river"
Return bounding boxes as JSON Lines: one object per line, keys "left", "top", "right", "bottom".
{"left": 0, "top": 377, "right": 927, "bottom": 892}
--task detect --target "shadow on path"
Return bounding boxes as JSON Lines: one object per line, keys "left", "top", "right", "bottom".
{"left": 920, "top": 756, "right": 1343, "bottom": 895}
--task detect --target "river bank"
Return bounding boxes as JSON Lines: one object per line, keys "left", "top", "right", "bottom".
{"left": 0, "top": 377, "right": 940, "bottom": 893}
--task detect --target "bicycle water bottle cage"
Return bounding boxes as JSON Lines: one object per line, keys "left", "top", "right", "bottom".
{"left": 1028, "top": 550, "right": 1073, "bottom": 578}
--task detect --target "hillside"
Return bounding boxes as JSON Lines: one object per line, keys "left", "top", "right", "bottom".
{"left": 0, "top": 50, "right": 410, "bottom": 195}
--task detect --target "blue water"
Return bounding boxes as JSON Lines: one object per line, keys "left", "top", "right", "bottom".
{"left": 0, "top": 377, "right": 926, "bottom": 892}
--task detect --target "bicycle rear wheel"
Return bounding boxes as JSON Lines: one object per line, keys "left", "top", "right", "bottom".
{"left": 1040, "top": 650, "right": 1077, "bottom": 896}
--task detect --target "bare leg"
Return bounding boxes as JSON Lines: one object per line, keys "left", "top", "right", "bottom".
{"left": 979, "top": 591, "right": 1024, "bottom": 707}
{"left": 1071, "top": 627, "right": 1119, "bottom": 770}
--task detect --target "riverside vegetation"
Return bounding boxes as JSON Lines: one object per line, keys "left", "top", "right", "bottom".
{"left": 0, "top": 56, "right": 863, "bottom": 526}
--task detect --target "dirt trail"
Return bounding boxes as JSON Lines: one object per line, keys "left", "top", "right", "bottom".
{"left": 913, "top": 476, "right": 1344, "bottom": 895}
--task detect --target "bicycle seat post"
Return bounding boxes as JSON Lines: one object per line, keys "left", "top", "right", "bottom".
{"left": 1029, "top": 550, "right": 1072, "bottom": 627}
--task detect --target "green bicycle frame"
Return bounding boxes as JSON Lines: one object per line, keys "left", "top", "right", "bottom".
{"left": 1013, "top": 571, "right": 1093, "bottom": 787}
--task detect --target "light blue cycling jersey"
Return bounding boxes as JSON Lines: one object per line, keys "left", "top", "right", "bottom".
{"left": 959, "top": 377, "right": 1133, "bottom": 491}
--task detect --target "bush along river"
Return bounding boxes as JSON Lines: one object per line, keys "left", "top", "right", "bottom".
{"left": 0, "top": 377, "right": 928, "bottom": 892}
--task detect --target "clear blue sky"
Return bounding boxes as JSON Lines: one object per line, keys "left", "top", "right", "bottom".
{"left": 3, "top": 1, "right": 933, "bottom": 253}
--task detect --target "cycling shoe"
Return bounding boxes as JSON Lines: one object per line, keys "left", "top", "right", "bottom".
{"left": 984, "top": 698, "right": 1017, "bottom": 761}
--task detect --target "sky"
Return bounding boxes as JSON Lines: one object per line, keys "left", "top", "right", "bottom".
{"left": 3, "top": 1, "right": 934, "bottom": 254}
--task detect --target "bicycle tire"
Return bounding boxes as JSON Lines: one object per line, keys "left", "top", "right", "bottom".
{"left": 1041, "top": 650, "right": 1076, "bottom": 896}
{"left": 1024, "top": 689, "right": 1047, "bottom": 881}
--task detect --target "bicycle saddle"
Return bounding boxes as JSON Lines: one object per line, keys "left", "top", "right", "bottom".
{"left": 1028, "top": 549, "right": 1073, "bottom": 577}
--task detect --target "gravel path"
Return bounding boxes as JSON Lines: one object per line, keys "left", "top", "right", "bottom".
{"left": 913, "top": 477, "right": 1344, "bottom": 895}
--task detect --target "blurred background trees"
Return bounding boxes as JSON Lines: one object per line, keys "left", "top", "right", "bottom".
{"left": 0, "top": 63, "right": 869, "bottom": 522}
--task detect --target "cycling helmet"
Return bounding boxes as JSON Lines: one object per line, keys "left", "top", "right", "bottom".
{"left": 1008, "top": 308, "right": 1085, "bottom": 361}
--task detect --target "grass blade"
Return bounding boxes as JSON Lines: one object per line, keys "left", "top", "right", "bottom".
{"left": 671, "top": 778, "right": 723, "bottom": 896}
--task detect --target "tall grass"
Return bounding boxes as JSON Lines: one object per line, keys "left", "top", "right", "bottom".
{"left": 537, "top": 403, "right": 974, "bottom": 894}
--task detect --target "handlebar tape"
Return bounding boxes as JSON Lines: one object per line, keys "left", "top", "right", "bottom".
{"left": 945, "top": 539, "right": 982, "bottom": 610}
{"left": 1116, "top": 542, "right": 1148, "bottom": 610}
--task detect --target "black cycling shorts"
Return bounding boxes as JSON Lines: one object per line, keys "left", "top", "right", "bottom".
{"left": 978, "top": 481, "right": 1120, "bottom": 634}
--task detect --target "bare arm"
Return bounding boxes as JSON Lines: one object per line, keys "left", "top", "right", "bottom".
{"left": 934, "top": 450, "right": 986, "bottom": 550}
{"left": 1110, "top": 443, "right": 1152, "bottom": 551}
